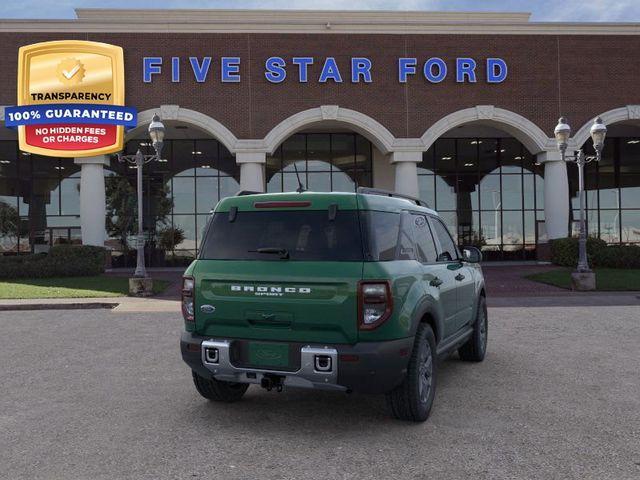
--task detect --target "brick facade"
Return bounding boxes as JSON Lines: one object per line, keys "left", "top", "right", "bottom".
{"left": 0, "top": 31, "right": 638, "bottom": 141}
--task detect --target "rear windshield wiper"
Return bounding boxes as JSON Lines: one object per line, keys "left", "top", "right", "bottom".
{"left": 248, "top": 247, "right": 290, "bottom": 260}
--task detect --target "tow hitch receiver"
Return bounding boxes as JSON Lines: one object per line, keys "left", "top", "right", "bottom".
{"left": 261, "top": 374, "right": 285, "bottom": 392}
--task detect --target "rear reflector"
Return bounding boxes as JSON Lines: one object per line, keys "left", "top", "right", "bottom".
{"left": 339, "top": 354, "right": 360, "bottom": 362}
{"left": 254, "top": 201, "right": 311, "bottom": 208}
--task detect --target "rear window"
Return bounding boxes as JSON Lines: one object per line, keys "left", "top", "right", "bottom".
{"left": 200, "top": 210, "right": 364, "bottom": 261}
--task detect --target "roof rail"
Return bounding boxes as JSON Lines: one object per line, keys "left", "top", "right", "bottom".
{"left": 357, "top": 187, "right": 429, "bottom": 208}
{"left": 235, "top": 190, "right": 262, "bottom": 196}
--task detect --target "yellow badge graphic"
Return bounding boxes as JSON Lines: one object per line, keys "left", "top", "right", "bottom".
{"left": 6, "top": 40, "right": 136, "bottom": 158}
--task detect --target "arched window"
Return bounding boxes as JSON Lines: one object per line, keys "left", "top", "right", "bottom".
{"left": 418, "top": 137, "right": 543, "bottom": 260}
{"left": 266, "top": 133, "right": 372, "bottom": 192}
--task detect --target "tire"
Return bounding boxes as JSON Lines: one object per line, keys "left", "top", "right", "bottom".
{"left": 458, "top": 295, "right": 488, "bottom": 362}
{"left": 192, "top": 371, "right": 249, "bottom": 402}
{"left": 385, "top": 324, "right": 437, "bottom": 422}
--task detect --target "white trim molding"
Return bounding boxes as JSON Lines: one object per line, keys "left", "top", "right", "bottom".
{"left": 2, "top": 9, "right": 640, "bottom": 35}
{"left": 420, "top": 106, "right": 553, "bottom": 154}
{"left": 263, "top": 106, "right": 396, "bottom": 155}
{"left": 572, "top": 105, "right": 640, "bottom": 148}
{"left": 127, "top": 106, "right": 239, "bottom": 154}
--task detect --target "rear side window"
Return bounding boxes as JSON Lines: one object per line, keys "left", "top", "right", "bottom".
{"left": 412, "top": 214, "right": 438, "bottom": 263}
{"left": 430, "top": 218, "right": 458, "bottom": 262}
{"left": 200, "top": 210, "right": 363, "bottom": 261}
{"left": 361, "top": 211, "right": 415, "bottom": 261}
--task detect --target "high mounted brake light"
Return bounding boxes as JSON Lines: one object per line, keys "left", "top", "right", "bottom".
{"left": 254, "top": 201, "right": 311, "bottom": 208}
{"left": 182, "top": 276, "right": 195, "bottom": 323}
{"left": 358, "top": 281, "right": 393, "bottom": 330}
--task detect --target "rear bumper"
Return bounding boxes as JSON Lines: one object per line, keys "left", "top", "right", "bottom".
{"left": 181, "top": 332, "right": 414, "bottom": 394}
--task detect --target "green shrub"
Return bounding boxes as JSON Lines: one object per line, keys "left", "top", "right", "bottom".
{"left": 550, "top": 237, "right": 640, "bottom": 269}
{"left": 0, "top": 245, "right": 106, "bottom": 279}
{"left": 593, "top": 245, "right": 640, "bottom": 269}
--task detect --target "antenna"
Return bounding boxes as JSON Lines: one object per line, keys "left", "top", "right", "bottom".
{"left": 293, "top": 162, "right": 306, "bottom": 193}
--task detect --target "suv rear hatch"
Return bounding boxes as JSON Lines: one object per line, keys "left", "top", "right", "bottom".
{"left": 193, "top": 194, "right": 363, "bottom": 345}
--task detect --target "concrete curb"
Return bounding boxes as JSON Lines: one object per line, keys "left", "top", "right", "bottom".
{"left": 0, "top": 302, "right": 119, "bottom": 312}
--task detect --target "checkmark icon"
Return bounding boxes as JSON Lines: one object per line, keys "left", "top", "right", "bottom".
{"left": 62, "top": 64, "right": 80, "bottom": 79}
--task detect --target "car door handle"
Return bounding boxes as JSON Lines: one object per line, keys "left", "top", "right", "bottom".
{"left": 429, "top": 277, "right": 443, "bottom": 287}
{"left": 455, "top": 274, "right": 465, "bottom": 281}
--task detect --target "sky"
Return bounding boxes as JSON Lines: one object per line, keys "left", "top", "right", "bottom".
{"left": 0, "top": 0, "right": 639, "bottom": 22}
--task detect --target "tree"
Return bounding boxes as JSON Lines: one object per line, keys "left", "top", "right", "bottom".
{"left": 0, "top": 201, "right": 21, "bottom": 250}
{"left": 105, "top": 176, "right": 173, "bottom": 252}
{"left": 157, "top": 226, "right": 185, "bottom": 252}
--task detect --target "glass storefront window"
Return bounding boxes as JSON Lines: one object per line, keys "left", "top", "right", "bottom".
{"left": 172, "top": 177, "right": 195, "bottom": 214}
{"left": 60, "top": 176, "right": 80, "bottom": 216}
{"left": 621, "top": 174, "right": 640, "bottom": 209}
{"left": 417, "top": 175, "right": 435, "bottom": 207}
{"left": 3, "top": 133, "right": 639, "bottom": 262}
{"left": 419, "top": 137, "right": 546, "bottom": 259}
{"left": 501, "top": 175, "right": 523, "bottom": 210}
{"left": 599, "top": 210, "right": 620, "bottom": 243}
{"left": 479, "top": 175, "right": 501, "bottom": 211}
{"left": 502, "top": 211, "right": 524, "bottom": 250}
{"left": 172, "top": 214, "right": 196, "bottom": 256}
{"left": 569, "top": 136, "right": 640, "bottom": 245}
{"left": 266, "top": 133, "right": 372, "bottom": 193}
{"left": 621, "top": 210, "right": 640, "bottom": 243}
{"left": 500, "top": 138, "right": 523, "bottom": 174}
{"left": 196, "top": 177, "right": 218, "bottom": 214}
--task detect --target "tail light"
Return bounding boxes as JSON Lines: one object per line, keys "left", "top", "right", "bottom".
{"left": 358, "top": 281, "right": 393, "bottom": 330}
{"left": 182, "top": 276, "right": 195, "bottom": 323}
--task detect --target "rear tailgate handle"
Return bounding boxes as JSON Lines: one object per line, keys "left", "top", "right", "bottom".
{"left": 247, "top": 317, "right": 292, "bottom": 328}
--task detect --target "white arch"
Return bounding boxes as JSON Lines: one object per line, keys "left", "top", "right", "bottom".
{"left": 572, "top": 105, "right": 640, "bottom": 148}
{"left": 420, "top": 105, "right": 553, "bottom": 154}
{"left": 127, "top": 105, "right": 239, "bottom": 153}
{"left": 263, "top": 105, "right": 396, "bottom": 155}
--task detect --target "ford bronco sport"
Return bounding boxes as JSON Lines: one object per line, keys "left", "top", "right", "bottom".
{"left": 180, "top": 188, "right": 487, "bottom": 422}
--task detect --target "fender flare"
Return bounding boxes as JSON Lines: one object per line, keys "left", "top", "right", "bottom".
{"left": 409, "top": 296, "right": 445, "bottom": 344}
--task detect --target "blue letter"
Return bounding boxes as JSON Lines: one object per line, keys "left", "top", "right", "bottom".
{"left": 171, "top": 57, "right": 180, "bottom": 83}
{"left": 292, "top": 57, "right": 314, "bottom": 82}
{"left": 189, "top": 57, "right": 211, "bottom": 83}
{"left": 221, "top": 57, "right": 241, "bottom": 83}
{"left": 398, "top": 58, "right": 416, "bottom": 83}
{"left": 456, "top": 58, "right": 477, "bottom": 83}
{"left": 265, "top": 56, "right": 286, "bottom": 83}
{"left": 143, "top": 57, "right": 162, "bottom": 83}
{"left": 424, "top": 58, "right": 447, "bottom": 83}
{"left": 487, "top": 58, "right": 508, "bottom": 83}
{"left": 319, "top": 57, "right": 342, "bottom": 83}
{"left": 351, "top": 57, "right": 372, "bottom": 83}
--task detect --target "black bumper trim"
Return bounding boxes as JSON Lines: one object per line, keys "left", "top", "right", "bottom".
{"left": 180, "top": 332, "right": 414, "bottom": 394}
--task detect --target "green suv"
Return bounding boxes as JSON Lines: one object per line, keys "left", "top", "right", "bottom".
{"left": 180, "top": 188, "right": 487, "bottom": 422}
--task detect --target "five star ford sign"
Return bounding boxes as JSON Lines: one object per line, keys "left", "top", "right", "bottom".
{"left": 5, "top": 40, "right": 137, "bottom": 158}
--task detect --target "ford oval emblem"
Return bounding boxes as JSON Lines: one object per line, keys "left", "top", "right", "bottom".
{"left": 200, "top": 304, "right": 216, "bottom": 314}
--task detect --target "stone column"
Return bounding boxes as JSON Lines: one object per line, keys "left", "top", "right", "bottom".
{"left": 391, "top": 151, "right": 422, "bottom": 198}
{"left": 236, "top": 151, "right": 266, "bottom": 193}
{"left": 74, "top": 155, "right": 109, "bottom": 246}
{"left": 538, "top": 151, "right": 569, "bottom": 240}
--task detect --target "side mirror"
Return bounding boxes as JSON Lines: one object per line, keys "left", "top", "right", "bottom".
{"left": 462, "top": 246, "right": 482, "bottom": 263}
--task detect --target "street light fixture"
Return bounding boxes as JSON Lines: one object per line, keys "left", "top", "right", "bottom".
{"left": 117, "top": 114, "right": 165, "bottom": 289}
{"left": 553, "top": 116, "right": 607, "bottom": 288}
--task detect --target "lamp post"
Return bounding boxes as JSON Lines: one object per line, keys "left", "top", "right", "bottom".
{"left": 117, "top": 114, "right": 165, "bottom": 290}
{"left": 553, "top": 116, "right": 607, "bottom": 289}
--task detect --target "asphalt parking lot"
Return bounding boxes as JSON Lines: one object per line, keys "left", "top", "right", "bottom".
{"left": 1, "top": 306, "right": 639, "bottom": 480}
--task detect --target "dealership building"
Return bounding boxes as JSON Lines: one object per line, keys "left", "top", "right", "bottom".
{"left": 0, "top": 9, "right": 639, "bottom": 264}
